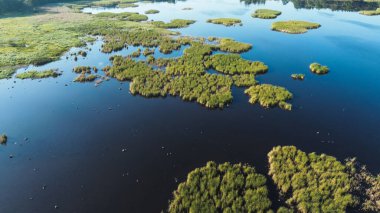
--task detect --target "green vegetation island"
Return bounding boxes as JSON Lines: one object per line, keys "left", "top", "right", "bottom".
{"left": 291, "top": 73, "right": 305, "bottom": 80}
{"left": 206, "top": 18, "right": 242, "bottom": 26}
{"left": 359, "top": 8, "right": 380, "bottom": 15}
{"left": 310, "top": 63, "right": 330, "bottom": 74}
{"left": 15, "top": 69, "right": 61, "bottom": 79}
{"left": 252, "top": 9, "right": 282, "bottom": 19}
{"left": 168, "top": 146, "right": 380, "bottom": 212}
{"left": 0, "top": 134, "right": 7, "bottom": 144}
{"left": 272, "top": 21, "right": 321, "bottom": 34}
{"left": 145, "top": 9, "right": 160, "bottom": 14}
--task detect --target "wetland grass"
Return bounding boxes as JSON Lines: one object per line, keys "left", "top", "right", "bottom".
{"left": 206, "top": 18, "right": 242, "bottom": 26}
{"left": 145, "top": 9, "right": 160, "bottom": 14}
{"left": 252, "top": 9, "right": 281, "bottom": 19}
{"left": 272, "top": 21, "right": 321, "bottom": 34}
{"left": 74, "top": 74, "right": 97, "bottom": 82}
{"left": 16, "top": 69, "right": 61, "bottom": 79}
{"left": 151, "top": 19, "right": 196, "bottom": 29}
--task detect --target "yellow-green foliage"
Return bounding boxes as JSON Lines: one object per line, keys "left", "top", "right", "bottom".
{"left": 168, "top": 161, "right": 272, "bottom": 212}
{"left": 130, "top": 48, "right": 141, "bottom": 57}
{"left": 252, "top": 9, "right": 282, "bottom": 19}
{"left": 245, "top": 84, "right": 293, "bottom": 110}
{"left": 74, "top": 73, "right": 97, "bottom": 82}
{"left": 207, "top": 18, "right": 242, "bottom": 26}
{"left": 143, "top": 48, "right": 155, "bottom": 56}
{"left": 231, "top": 74, "right": 257, "bottom": 87}
{"left": 268, "top": 146, "right": 355, "bottom": 213}
{"left": 218, "top": 38, "right": 252, "bottom": 53}
{"left": 291, "top": 73, "right": 305, "bottom": 80}
{"left": 310, "top": 63, "right": 329, "bottom": 74}
{"left": 0, "top": 134, "right": 7, "bottom": 144}
{"left": 151, "top": 19, "right": 196, "bottom": 29}
{"left": 272, "top": 21, "right": 321, "bottom": 34}
{"left": 16, "top": 69, "right": 61, "bottom": 79}
{"left": 118, "top": 3, "right": 138, "bottom": 8}
{"left": 0, "top": 68, "right": 16, "bottom": 79}
{"left": 145, "top": 9, "right": 160, "bottom": 14}
{"left": 359, "top": 8, "right": 380, "bottom": 15}
{"left": 107, "top": 56, "right": 153, "bottom": 81}
{"left": 205, "top": 54, "right": 268, "bottom": 75}
{"left": 73, "top": 66, "right": 91, "bottom": 74}
{"left": 95, "top": 12, "right": 138, "bottom": 19}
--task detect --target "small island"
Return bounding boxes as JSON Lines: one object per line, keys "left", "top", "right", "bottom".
{"left": 245, "top": 84, "right": 293, "bottom": 110}
{"left": 145, "top": 9, "right": 160, "bottom": 14}
{"left": 359, "top": 8, "right": 380, "bottom": 16}
{"left": 252, "top": 9, "right": 282, "bottom": 19}
{"left": 16, "top": 69, "right": 61, "bottom": 79}
{"left": 0, "top": 134, "right": 7, "bottom": 144}
{"left": 272, "top": 20, "right": 321, "bottom": 34}
{"left": 206, "top": 18, "right": 242, "bottom": 26}
{"left": 310, "top": 63, "right": 329, "bottom": 74}
{"left": 151, "top": 19, "right": 196, "bottom": 29}
{"left": 205, "top": 54, "right": 268, "bottom": 75}
{"left": 291, "top": 73, "right": 305, "bottom": 80}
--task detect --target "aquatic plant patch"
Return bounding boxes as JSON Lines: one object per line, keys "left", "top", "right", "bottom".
{"left": 245, "top": 84, "right": 293, "bottom": 110}
{"left": 252, "top": 9, "right": 282, "bottom": 19}
{"left": 272, "top": 21, "right": 321, "bottom": 34}
{"left": 205, "top": 54, "right": 268, "bottom": 75}
{"left": 206, "top": 18, "right": 242, "bottom": 26}
{"left": 291, "top": 73, "right": 305, "bottom": 80}
{"left": 151, "top": 19, "right": 196, "bottom": 29}
{"left": 16, "top": 69, "right": 61, "bottom": 79}
{"left": 310, "top": 63, "right": 329, "bottom": 74}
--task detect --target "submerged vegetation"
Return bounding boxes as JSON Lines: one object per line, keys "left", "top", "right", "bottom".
{"left": 310, "top": 63, "right": 329, "bottom": 74}
{"left": 0, "top": 134, "right": 7, "bottom": 144}
{"left": 151, "top": 19, "right": 196, "bottom": 29}
{"left": 169, "top": 161, "right": 272, "bottom": 213}
{"left": 252, "top": 9, "right": 282, "bottom": 19}
{"left": 272, "top": 21, "right": 321, "bottom": 34}
{"left": 245, "top": 84, "right": 293, "bottom": 110}
{"left": 206, "top": 18, "right": 242, "bottom": 26}
{"left": 16, "top": 69, "right": 61, "bottom": 79}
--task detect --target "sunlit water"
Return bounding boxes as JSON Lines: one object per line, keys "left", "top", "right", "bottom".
{"left": 1, "top": 0, "right": 380, "bottom": 212}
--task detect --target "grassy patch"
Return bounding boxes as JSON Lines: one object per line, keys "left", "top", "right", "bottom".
{"left": 169, "top": 161, "right": 272, "bottom": 212}
{"left": 0, "top": 67, "right": 16, "bottom": 79}
{"left": 268, "top": 146, "right": 355, "bottom": 212}
{"left": 205, "top": 54, "right": 268, "bottom": 75}
{"left": 217, "top": 38, "right": 252, "bottom": 53}
{"left": 145, "top": 9, "right": 160, "bottom": 14}
{"left": 359, "top": 8, "right": 380, "bottom": 15}
{"left": 272, "top": 20, "right": 321, "bottom": 34}
{"left": 291, "top": 73, "right": 305, "bottom": 80}
{"left": 16, "top": 69, "right": 61, "bottom": 79}
{"left": 74, "top": 74, "right": 97, "bottom": 82}
{"left": 207, "top": 18, "right": 242, "bottom": 26}
{"left": 73, "top": 66, "right": 92, "bottom": 74}
{"left": 0, "top": 134, "right": 7, "bottom": 144}
{"left": 310, "top": 63, "right": 329, "bottom": 74}
{"left": 252, "top": 9, "right": 281, "bottom": 19}
{"left": 151, "top": 19, "right": 196, "bottom": 29}
{"left": 245, "top": 84, "right": 293, "bottom": 110}
{"left": 118, "top": 3, "right": 138, "bottom": 8}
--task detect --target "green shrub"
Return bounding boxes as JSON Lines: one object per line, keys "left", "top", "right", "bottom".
{"left": 151, "top": 19, "right": 196, "bottom": 29}
{"left": 245, "top": 84, "right": 293, "bottom": 110}
{"left": 272, "top": 21, "right": 321, "bottom": 34}
{"left": 206, "top": 18, "right": 242, "bottom": 26}
{"left": 310, "top": 63, "right": 329, "bottom": 74}
{"left": 73, "top": 66, "right": 91, "bottom": 74}
{"left": 291, "top": 73, "right": 305, "bottom": 80}
{"left": 232, "top": 74, "right": 257, "bottom": 87}
{"left": 168, "top": 161, "right": 272, "bottom": 213}
{"left": 130, "top": 48, "right": 141, "bottom": 58}
{"left": 74, "top": 74, "right": 97, "bottom": 82}
{"left": 268, "top": 146, "right": 355, "bottom": 213}
{"left": 218, "top": 38, "right": 252, "bottom": 53}
{"left": 16, "top": 69, "right": 61, "bottom": 79}
{"left": 252, "top": 9, "right": 282, "bottom": 19}
{"left": 205, "top": 54, "right": 268, "bottom": 75}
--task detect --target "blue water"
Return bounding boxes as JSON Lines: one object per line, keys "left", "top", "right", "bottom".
{"left": 1, "top": 0, "right": 380, "bottom": 212}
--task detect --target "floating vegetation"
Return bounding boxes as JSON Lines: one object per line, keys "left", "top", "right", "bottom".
{"left": 74, "top": 74, "right": 97, "bottom": 82}
{"left": 252, "top": 9, "right": 282, "bottom": 19}
{"left": 143, "top": 48, "right": 155, "bottom": 56}
{"left": 168, "top": 161, "right": 272, "bottom": 212}
{"left": 145, "top": 9, "right": 160, "bottom": 14}
{"left": 231, "top": 74, "right": 257, "bottom": 87}
{"left": 359, "top": 8, "right": 380, "bottom": 15}
{"left": 206, "top": 18, "right": 242, "bottom": 26}
{"left": 0, "top": 134, "right": 7, "bottom": 144}
{"left": 16, "top": 69, "right": 61, "bottom": 79}
{"left": 217, "top": 38, "right": 252, "bottom": 53}
{"left": 205, "top": 54, "right": 268, "bottom": 75}
{"left": 245, "top": 84, "right": 293, "bottom": 110}
{"left": 73, "top": 66, "right": 91, "bottom": 74}
{"left": 272, "top": 21, "right": 321, "bottom": 34}
{"left": 310, "top": 63, "right": 329, "bottom": 74}
{"left": 130, "top": 48, "right": 141, "bottom": 58}
{"left": 268, "top": 146, "right": 355, "bottom": 212}
{"left": 0, "top": 68, "right": 16, "bottom": 79}
{"left": 291, "top": 73, "right": 305, "bottom": 80}
{"left": 151, "top": 19, "right": 196, "bottom": 29}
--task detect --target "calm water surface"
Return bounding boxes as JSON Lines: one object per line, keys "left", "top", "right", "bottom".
{"left": 1, "top": 0, "right": 380, "bottom": 212}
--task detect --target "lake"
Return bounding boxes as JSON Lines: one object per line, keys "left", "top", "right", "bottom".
{"left": 1, "top": 0, "right": 380, "bottom": 212}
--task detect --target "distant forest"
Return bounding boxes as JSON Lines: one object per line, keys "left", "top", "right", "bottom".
{"left": 0, "top": 0, "right": 79, "bottom": 14}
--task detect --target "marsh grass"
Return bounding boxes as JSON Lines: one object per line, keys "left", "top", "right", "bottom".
{"left": 359, "top": 8, "right": 380, "bottom": 15}
{"left": 0, "top": 68, "right": 16, "bottom": 79}
{"left": 245, "top": 84, "right": 293, "bottom": 110}
{"left": 206, "top": 18, "right": 242, "bottom": 26}
{"left": 151, "top": 19, "right": 196, "bottom": 29}
{"left": 310, "top": 63, "right": 329, "bottom": 74}
{"left": 16, "top": 69, "right": 61, "bottom": 79}
{"left": 74, "top": 73, "right": 97, "bottom": 82}
{"left": 145, "top": 9, "right": 160, "bottom": 14}
{"left": 272, "top": 21, "right": 321, "bottom": 34}
{"left": 252, "top": 9, "right": 281, "bottom": 19}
